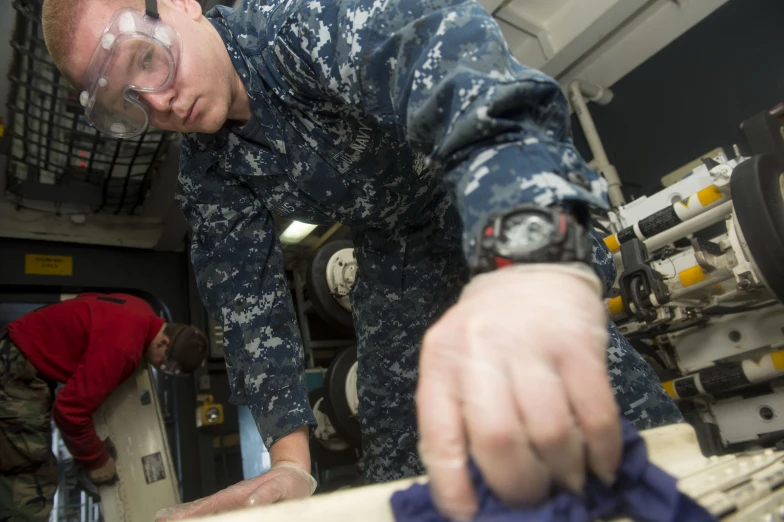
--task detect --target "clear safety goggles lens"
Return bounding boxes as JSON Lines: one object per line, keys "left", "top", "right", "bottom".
{"left": 80, "top": 9, "right": 180, "bottom": 138}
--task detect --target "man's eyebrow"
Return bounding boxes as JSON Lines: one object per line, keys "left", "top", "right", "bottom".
{"left": 124, "top": 40, "right": 142, "bottom": 76}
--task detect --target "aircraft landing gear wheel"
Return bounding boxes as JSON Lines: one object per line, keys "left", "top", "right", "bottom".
{"left": 306, "top": 240, "right": 356, "bottom": 332}
{"left": 731, "top": 154, "right": 784, "bottom": 303}
{"left": 324, "top": 346, "right": 362, "bottom": 448}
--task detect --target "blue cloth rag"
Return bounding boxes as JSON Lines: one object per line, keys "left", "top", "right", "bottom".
{"left": 390, "top": 420, "right": 717, "bottom": 522}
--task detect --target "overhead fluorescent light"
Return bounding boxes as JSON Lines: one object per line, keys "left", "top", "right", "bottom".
{"left": 279, "top": 221, "right": 318, "bottom": 244}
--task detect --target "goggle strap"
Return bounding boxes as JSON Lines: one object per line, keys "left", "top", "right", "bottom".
{"left": 145, "top": 0, "right": 159, "bottom": 20}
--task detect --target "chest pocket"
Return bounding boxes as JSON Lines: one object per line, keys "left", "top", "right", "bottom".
{"left": 225, "top": 133, "right": 334, "bottom": 224}
{"left": 268, "top": 35, "right": 381, "bottom": 179}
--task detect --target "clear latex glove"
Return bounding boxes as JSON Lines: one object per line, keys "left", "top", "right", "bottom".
{"left": 417, "top": 264, "right": 622, "bottom": 522}
{"left": 154, "top": 461, "right": 317, "bottom": 521}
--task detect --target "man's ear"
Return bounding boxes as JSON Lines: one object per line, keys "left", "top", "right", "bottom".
{"left": 166, "top": 0, "right": 203, "bottom": 21}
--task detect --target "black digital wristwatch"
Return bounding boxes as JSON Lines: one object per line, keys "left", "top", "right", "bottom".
{"left": 470, "top": 204, "right": 592, "bottom": 275}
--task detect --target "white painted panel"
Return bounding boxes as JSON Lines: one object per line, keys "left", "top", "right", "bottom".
{"left": 479, "top": 0, "right": 728, "bottom": 92}
{"left": 94, "top": 366, "right": 181, "bottom": 522}
{"left": 558, "top": 0, "right": 730, "bottom": 89}
{"left": 495, "top": 19, "right": 546, "bottom": 69}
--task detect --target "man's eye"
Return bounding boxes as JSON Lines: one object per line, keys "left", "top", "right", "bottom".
{"left": 141, "top": 49, "right": 154, "bottom": 70}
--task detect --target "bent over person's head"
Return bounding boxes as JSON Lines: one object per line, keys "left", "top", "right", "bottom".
{"left": 147, "top": 322, "right": 209, "bottom": 375}
{"left": 42, "top": 0, "right": 245, "bottom": 136}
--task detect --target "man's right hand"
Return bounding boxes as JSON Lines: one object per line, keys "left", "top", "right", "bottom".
{"left": 155, "top": 426, "right": 314, "bottom": 520}
{"left": 155, "top": 462, "right": 317, "bottom": 520}
{"left": 87, "top": 457, "right": 118, "bottom": 485}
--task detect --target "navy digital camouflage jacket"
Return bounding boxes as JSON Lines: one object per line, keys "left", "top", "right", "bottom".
{"left": 176, "top": 0, "right": 611, "bottom": 449}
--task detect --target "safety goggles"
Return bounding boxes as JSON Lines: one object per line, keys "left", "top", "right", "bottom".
{"left": 79, "top": 0, "right": 180, "bottom": 138}
{"left": 158, "top": 358, "right": 182, "bottom": 376}
{"left": 159, "top": 337, "right": 183, "bottom": 376}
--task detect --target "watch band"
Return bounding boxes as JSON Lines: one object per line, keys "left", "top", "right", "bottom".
{"left": 463, "top": 262, "right": 603, "bottom": 298}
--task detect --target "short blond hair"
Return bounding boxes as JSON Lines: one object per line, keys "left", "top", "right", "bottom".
{"left": 42, "top": 0, "right": 143, "bottom": 79}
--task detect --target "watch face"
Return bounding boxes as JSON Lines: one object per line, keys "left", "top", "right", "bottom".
{"left": 499, "top": 213, "right": 554, "bottom": 255}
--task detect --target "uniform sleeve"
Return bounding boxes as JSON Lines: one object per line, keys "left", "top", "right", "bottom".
{"left": 276, "top": 0, "right": 609, "bottom": 259}
{"left": 176, "top": 134, "right": 316, "bottom": 449}
{"left": 53, "top": 348, "right": 134, "bottom": 469}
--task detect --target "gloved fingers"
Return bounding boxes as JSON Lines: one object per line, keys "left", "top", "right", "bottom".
{"left": 558, "top": 342, "right": 622, "bottom": 486}
{"left": 511, "top": 358, "right": 585, "bottom": 495}
{"left": 155, "top": 499, "right": 210, "bottom": 521}
{"left": 244, "top": 463, "right": 316, "bottom": 506}
{"left": 155, "top": 479, "right": 257, "bottom": 520}
{"left": 271, "top": 461, "right": 318, "bottom": 494}
{"left": 416, "top": 366, "right": 476, "bottom": 522}
{"left": 246, "top": 475, "right": 287, "bottom": 506}
{"left": 155, "top": 496, "right": 223, "bottom": 521}
{"left": 463, "top": 357, "right": 551, "bottom": 507}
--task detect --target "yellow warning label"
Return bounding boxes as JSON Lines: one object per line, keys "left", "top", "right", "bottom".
{"left": 697, "top": 185, "right": 723, "bottom": 207}
{"left": 679, "top": 265, "right": 706, "bottom": 287}
{"left": 771, "top": 350, "right": 784, "bottom": 371}
{"left": 24, "top": 254, "right": 73, "bottom": 276}
{"left": 608, "top": 296, "right": 624, "bottom": 315}
{"left": 662, "top": 380, "right": 676, "bottom": 399}
{"left": 603, "top": 234, "right": 620, "bottom": 253}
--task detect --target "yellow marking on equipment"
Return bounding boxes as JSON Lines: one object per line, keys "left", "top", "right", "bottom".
{"left": 662, "top": 380, "right": 676, "bottom": 399}
{"left": 771, "top": 349, "right": 784, "bottom": 371}
{"left": 608, "top": 296, "right": 624, "bottom": 315}
{"left": 697, "top": 185, "right": 723, "bottom": 207}
{"left": 679, "top": 265, "right": 706, "bottom": 287}
{"left": 604, "top": 234, "right": 620, "bottom": 253}
{"left": 24, "top": 254, "right": 73, "bottom": 276}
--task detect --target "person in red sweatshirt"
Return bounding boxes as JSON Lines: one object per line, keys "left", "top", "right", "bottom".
{"left": 0, "top": 293, "right": 208, "bottom": 521}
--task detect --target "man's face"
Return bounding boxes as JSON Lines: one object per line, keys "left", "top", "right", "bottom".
{"left": 67, "top": 0, "right": 235, "bottom": 134}
{"left": 146, "top": 328, "right": 170, "bottom": 368}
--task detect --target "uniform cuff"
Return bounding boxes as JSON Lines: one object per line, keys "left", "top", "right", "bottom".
{"left": 250, "top": 382, "right": 318, "bottom": 450}
{"left": 82, "top": 449, "right": 110, "bottom": 471}
{"left": 453, "top": 141, "right": 609, "bottom": 262}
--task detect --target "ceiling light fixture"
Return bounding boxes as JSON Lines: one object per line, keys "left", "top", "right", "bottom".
{"left": 279, "top": 221, "right": 318, "bottom": 244}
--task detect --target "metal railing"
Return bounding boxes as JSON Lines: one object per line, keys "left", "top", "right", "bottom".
{"left": 5, "top": 0, "right": 174, "bottom": 215}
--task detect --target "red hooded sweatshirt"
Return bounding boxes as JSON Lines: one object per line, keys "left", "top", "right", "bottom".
{"left": 6, "top": 293, "right": 164, "bottom": 470}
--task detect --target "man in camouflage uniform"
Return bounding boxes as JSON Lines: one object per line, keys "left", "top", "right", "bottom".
{"left": 44, "top": 0, "right": 684, "bottom": 518}
{"left": 0, "top": 336, "right": 57, "bottom": 521}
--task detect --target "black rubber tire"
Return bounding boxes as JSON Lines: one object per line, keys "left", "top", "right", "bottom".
{"left": 742, "top": 111, "right": 784, "bottom": 168}
{"left": 306, "top": 240, "right": 356, "bottom": 333}
{"left": 316, "top": 473, "right": 362, "bottom": 494}
{"left": 324, "top": 346, "right": 362, "bottom": 448}
{"left": 308, "top": 389, "right": 357, "bottom": 464}
{"left": 731, "top": 154, "right": 784, "bottom": 303}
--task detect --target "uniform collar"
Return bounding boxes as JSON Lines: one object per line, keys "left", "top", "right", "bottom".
{"left": 207, "top": 9, "right": 265, "bottom": 108}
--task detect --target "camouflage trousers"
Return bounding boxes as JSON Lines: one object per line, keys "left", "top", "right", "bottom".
{"left": 0, "top": 337, "right": 57, "bottom": 522}
{"left": 351, "top": 193, "right": 684, "bottom": 483}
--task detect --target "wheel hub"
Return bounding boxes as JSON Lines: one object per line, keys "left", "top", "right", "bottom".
{"left": 325, "top": 248, "right": 357, "bottom": 311}
{"left": 313, "top": 397, "right": 351, "bottom": 452}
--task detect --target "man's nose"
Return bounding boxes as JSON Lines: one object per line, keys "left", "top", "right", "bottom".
{"left": 139, "top": 89, "right": 175, "bottom": 113}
